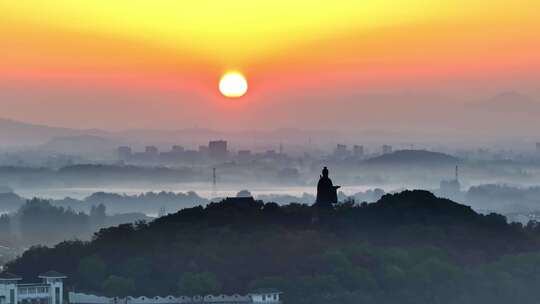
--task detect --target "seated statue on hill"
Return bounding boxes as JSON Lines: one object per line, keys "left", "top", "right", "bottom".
{"left": 315, "top": 167, "right": 340, "bottom": 208}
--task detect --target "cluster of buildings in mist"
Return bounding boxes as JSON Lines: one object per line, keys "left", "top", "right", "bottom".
{"left": 114, "top": 137, "right": 540, "bottom": 166}
{"left": 115, "top": 140, "right": 400, "bottom": 166}
{"left": 117, "top": 140, "right": 229, "bottom": 164}
{"left": 116, "top": 140, "right": 289, "bottom": 165}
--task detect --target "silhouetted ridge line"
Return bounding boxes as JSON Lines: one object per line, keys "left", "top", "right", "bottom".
{"left": 364, "top": 149, "right": 459, "bottom": 164}
{"left": 6, "top": 189, "right": 539, "bottom": 304}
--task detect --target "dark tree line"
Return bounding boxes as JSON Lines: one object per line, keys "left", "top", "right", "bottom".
{"left": 0, "top": 190, "right": 209, "bottom": 215}
{"left": 0, "top": 199, "right": 149, "bottom": 249}
{"left": 7, "top": 190, "right": 540, "bottom": 304}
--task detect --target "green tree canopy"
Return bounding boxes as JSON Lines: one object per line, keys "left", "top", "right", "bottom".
{"left": 78, "top": 255, "right": 106, "bottom": 290}
{"left": 178, "top": 272, "right": 222, "bottom": 296}
{"left": 102, "top": 275, "right": 135, "bottom": 297}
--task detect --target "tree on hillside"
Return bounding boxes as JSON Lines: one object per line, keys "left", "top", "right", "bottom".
{"left": 8, "top": 191, "right": 540, "bottom": 304}
{"left": 90, "top": 204, "right": 107, "bottom": 226}
{"left": 102, "top": 275, "right": 135, "bottom": 297}
{"left": 0, "top": 214, "right": 12, "bottom": 239}
{"left": 78, "top": 255, "right": 106, "bottom": 291}
{"left": 178, "top": 272, "right": 222, "bottom": 296}
{"left": 17, "top": 198, "right": 90, "bottom": 245}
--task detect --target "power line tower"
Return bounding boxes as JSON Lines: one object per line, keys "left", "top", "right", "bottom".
{"left": 211, "top": 167, "right": 217, "bottom": 200}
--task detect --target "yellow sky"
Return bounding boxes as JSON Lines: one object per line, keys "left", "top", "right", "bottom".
{"left": 0, "top": 1, "right": 539, "bottom": 131}
{"left": 3, "top": 0, "right": 538, "bottom": 73}
{"left": 0, "top": 1, "right": 539, "bottom": 108}
{"left": 1, "top": 1, "right": 436, "bottom": 65}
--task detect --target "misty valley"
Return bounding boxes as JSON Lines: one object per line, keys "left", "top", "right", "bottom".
{"left": 2, "top": 143, "right": 540, "bottom": 303}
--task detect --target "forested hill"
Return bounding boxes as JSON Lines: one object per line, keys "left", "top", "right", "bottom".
{"left": 364, "top": 149, "right": 459, "bottom": 165}
{"left": 8, "top": 190, "right": 540, "bottom": 304}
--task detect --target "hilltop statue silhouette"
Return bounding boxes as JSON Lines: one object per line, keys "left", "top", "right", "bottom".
{"left": 315, "top": 166, "right": 340, "bottom": 208}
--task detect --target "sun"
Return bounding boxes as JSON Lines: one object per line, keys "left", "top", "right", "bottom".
{"left": 219, "top": 72, "right": 248, "bottom": 98}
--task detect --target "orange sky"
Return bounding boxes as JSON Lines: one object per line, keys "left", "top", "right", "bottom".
{"left": 0, "top": 1, "right": 539, "bottom": 131}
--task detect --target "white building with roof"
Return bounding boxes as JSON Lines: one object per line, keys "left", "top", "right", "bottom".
{"left": 0, "top": 271, "right": 66, "bottom": 304}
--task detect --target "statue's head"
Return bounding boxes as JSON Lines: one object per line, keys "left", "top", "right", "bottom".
{"left": 322, "top": 166, "right": 329, "bottom": 178}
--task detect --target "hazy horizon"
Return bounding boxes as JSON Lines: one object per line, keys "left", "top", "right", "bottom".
{"left": 2, "top": 1, "right": 540, "bottom": 140}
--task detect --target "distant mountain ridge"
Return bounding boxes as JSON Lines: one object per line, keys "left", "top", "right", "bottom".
{"left": 364, "top": 149, "right": 459, "bottom": 165}
{"left": 0, "top": 117, "right": 339, "bottom": 149}
{"left": 474, "top": 91, "right": 539, "bottom": 112}
{"left": 0, "top": 118, "right": 107, "bottom": 146}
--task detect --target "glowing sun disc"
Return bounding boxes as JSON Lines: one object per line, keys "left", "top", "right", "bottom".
{"left": 219, "top": 72, "right": 248, "bottom": 98}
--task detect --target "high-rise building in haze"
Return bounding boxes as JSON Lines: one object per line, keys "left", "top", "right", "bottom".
{"left": 353, "top": 145, "right": 364, "bottom": 158}
{"left": 117, "top": 146, "right": 132, "bottom": 161}
{"left": 334, "top": 144, "right": 349, "bottom": 159}
{"left": 209, "top": 140, "right": 228, "bottom": 159}
{"left": 171, "top": 145, "right": 185, "bottom": 153}
{"left": 382, "top": 145, "right": 393, "bottom": 154}
{"left": 145, "top": 146, "right": 159, "bottom": 156}
{"left": 238, "top": 150, "right": 252, "bottom": 162}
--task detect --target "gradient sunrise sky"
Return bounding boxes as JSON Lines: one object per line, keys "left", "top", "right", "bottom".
{"left": 0, "top": 1, "right": 539, "bottom": 132}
